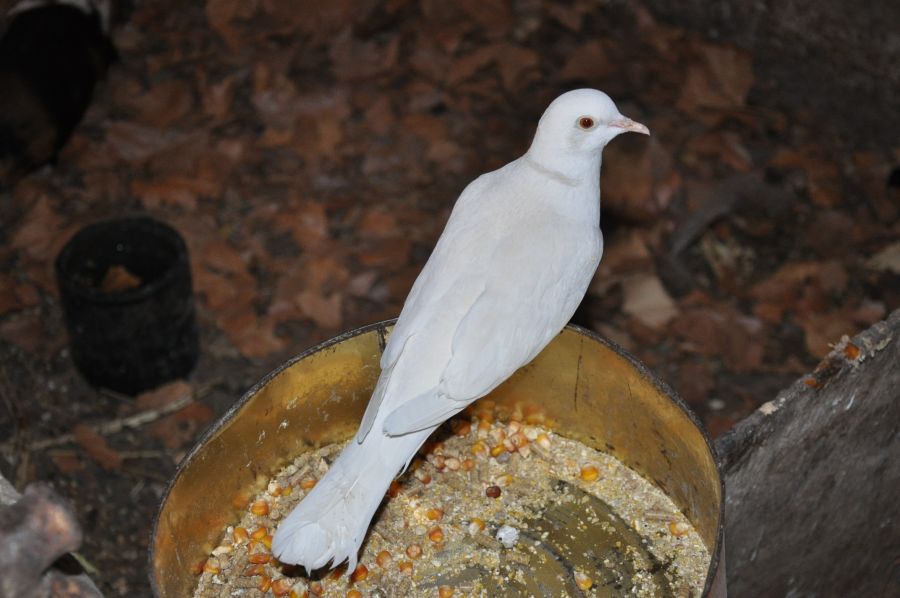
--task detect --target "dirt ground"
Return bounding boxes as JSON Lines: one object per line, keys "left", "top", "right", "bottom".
{"left": 0, "top": 1, "right": 897, "bottom": 596}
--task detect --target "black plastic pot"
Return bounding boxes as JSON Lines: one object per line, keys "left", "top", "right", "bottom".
{"left": 56, "top": 217, "right": 199, "bottom": 395}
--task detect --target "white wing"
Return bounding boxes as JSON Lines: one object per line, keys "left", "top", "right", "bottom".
{"left": 359, "top": 162, "right": 602, "bottom": 440}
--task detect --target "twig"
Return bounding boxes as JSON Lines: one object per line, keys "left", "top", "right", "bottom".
{"left": 2, "top": 380, "right": 218, "bottom": 453}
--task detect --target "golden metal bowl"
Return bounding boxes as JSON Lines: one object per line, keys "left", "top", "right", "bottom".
{"left": 150, "top": 322, "right": 726, "bottom": 597}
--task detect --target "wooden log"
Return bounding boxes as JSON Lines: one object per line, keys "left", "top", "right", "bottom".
{"left": 716, "top": 308, "right": 899, "bottom": 597}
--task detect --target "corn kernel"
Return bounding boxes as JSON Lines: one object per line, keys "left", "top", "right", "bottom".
{"left": 669, "top": 521, "right": 691, "bottom": 537}
{"left": 290, "top": 590, "right": 307, "bottom": 598}
{"left": 489, "top": 444, "right": 506, "bottom": 457}
{"left": 376, "top": 550, "right": 393, "bottom": 568}
{"left": 461, "top": 458, "right": 475, "bottom": 470}
{"left": 415, "top": 470, "right": 432, "bottom": 485}
{"left": 511, "top": 432, "right": 529, "bottom": 448}
{"left": 471, "top": 441, "right": 488, "bottom": 456}
{"left": 406, "top": 544, "right": 422, "bottom": 559}
{"left": 248, "top": 552, "right": 272, "bottom": 564}
{"left": 517, "top": 445, "right": 531, "bottom": 459}
{"left": 281, "top": 485, "right": 293, "bottom": 496}
{"left": 427, "top": 526, "right": 444, "bottom": 543}
{"left": 453, "top": 420, "right": 471, "bottom": 436}
{"left": 202, "top": 557, "right": 220, "bottom": 574}
{"left": 242, "top": 564, "right": 265, "bottom": 577}
{"left": 496, "top": 474, "right": 514, "bottom": 487}
{"left": 250, "top": 499, "right": 270, "bottom": 516}
{"left": 267, "top": 481, "right": 282, "bottom": 496}
{"left": 261, "top": 534, "right": 273, "bottom": 550}
{"left": 580, "top": 465, "right": 600, "bottom": 482}
{"left": 233, "top": 526, "right": 250, "bottom": 544}
{"left": 439, "top": 586, "right": 455, "bottom": 598}
{"left": 444, "top": 457, "right": 460, "bottom": 471}
{"left": 271, "top": 578, "right": 293, "bottom": 596}
{"left": 251, "top": 526, "right": 268, "bottom": 541}
{"left": 309, "top": 581, "right": 323, "bottom": 596}
{"left": 345, "top": 563, "right": 367, "bottom": 582}
{"left": 536, "top": 433, "right": 551, "bottom": 449}
{"left": 398, "top": 561, "right": 414, "bottom": 576}
{"left": 426, "top": 508, "right": 444, "bottom": 521}
{"left": 574, "top": 570, "right": 593, "bottom": 590}
{"left": 430, "top": 454, "right": 445, "bottom": 470}
{"left": 347, "top": 591, "right": 363, "bottom": 598}
{"left": 258, "top": 576, "right": 272, "bottom": 592}
{"left": 507, "top": 420, "right": 522, "bottom": 434}
{"left": 468, "top": 518, "right": 486, "bottom": 534}
{"left": 388, "top": 480, "right": 403, "bottom": 497}
{"left": 300, "top": 478, "right": 317, "bottom": 490}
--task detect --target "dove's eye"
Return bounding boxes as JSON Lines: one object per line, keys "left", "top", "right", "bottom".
{"left": 577, "top": 116, "right": 595, "bottom": 130}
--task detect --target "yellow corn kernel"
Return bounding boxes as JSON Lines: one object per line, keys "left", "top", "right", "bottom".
{"left": 426, "top": 508, "right": 444, "bottom": 521}
{"left": 250, "top": 526, "right": 268, "bottom": 541}
{"left": 439, "top": 585, "right": 455, "bottom": 597}
{"left": 669, "top": 521, "right": 691, "bottom": 537}
{"left": 242, "top": 564, "right": 265, "bottom": 577}
{"left": 257, "top": 576, "right": 272, "bottom": 592}
{"left": 470, "top": 441, "right": 488, "bottom": 456}
{"left": 232, "top": 526, "right": 250, "bottom": 544}
{"left": 580, "top": 465, "right": 600, "bottom": 482}
{"left": 376, "top": 550, "right": 393, "bottom": 568}
{"left": 427, "top": 526, "right": 444, "bottom": 543}
{"left": 468, "top": 518, "right": 486, "bottom": 534}
{"left": 406, "top": 544, "right": 422, "bottom": 559}
{"left": 202, "top": 557, "right": 220, "bottom": 574}
{"left": 398, "top": 561, "right": 414, "bottom": 576}
{"left": 299, "top": 478, "right": 317, "bottom": 490}
{"left": 574, "top": 570, "right": 593, "bottom": 590}
{"left": 250, "top": 500, "right": 269, "bottom": 516}
{"left": 271, "top": 578, "right": 293, "bottom": 596}
{"left": 350, "top": 564, "right": 369, "bottom": 582}
{"left": 248, "top": 552, "right": 272, "bottom": 564}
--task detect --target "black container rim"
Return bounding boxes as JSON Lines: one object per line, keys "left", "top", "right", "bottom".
{"left": 55, "top": 216, "right": 190, "bottom": 306}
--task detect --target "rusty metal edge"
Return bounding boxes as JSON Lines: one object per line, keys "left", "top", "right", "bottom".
{"left": 149, "top": 320, "right": 727, "bottom": 597}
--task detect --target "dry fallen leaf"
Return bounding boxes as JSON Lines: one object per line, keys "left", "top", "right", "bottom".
{"left": 150, "top": 402, "right": 215, "bottom": 450}
{"left": 677, "top": 41, "right": 754, "bottom": 117}
{"left": 621, "top": 274, "right": 678, "bottom": 329}
{"left": 866, "top": 242, "right": 900, "bottom": 274}
{"left": 133, "top": 380, "right": 193, "bottom": 412}
{"left": 73, "top": 424, "right": 122, "bottom": 471}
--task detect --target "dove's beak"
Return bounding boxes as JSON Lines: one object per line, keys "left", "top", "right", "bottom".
{"left": 610, "top": 117, "right": 650, "bottom": 135}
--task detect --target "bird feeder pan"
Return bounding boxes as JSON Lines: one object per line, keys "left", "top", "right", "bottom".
{"left": 151, "top": 322, "right": 725, "bottom": 597}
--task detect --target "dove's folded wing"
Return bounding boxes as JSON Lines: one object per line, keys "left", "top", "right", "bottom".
{"left": 382, "top": 221, "right": 599, "bottom": 436}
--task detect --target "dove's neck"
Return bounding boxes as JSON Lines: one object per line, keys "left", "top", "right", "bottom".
{"left": 524, "top": 144, "right": 601, "bottom": 189}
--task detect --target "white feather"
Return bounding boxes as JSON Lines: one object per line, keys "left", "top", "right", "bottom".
{"left": 272, "top": 89, "right": 649, "bottom": 572}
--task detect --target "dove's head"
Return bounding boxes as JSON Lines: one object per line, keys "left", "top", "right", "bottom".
{"left": 528, "top": 89, "right": 648, "bottom": 169}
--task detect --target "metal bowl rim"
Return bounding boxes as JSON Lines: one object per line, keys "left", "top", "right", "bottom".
{"left": 149, "top": 319, "right": 725, "bottom": 596}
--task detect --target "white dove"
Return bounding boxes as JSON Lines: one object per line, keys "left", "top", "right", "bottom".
{"left": 272, "top": 88, "right": 649, "bottom": 572}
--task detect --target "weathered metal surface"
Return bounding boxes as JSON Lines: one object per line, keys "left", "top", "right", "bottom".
{"left": 151, "top": 322, "right": 725, "bottom": 597}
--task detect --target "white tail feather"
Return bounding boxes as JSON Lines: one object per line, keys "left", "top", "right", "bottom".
{"left": 272, "top": 428, "right": 430, "bottom": 573}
